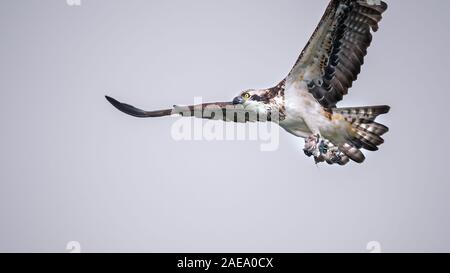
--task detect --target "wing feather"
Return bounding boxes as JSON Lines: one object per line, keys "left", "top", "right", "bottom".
{"left": 286, "top": 0, "right": 388, "bottom": 108}
{"left": 105, "top": 96, "right": 268, "bottom": 123}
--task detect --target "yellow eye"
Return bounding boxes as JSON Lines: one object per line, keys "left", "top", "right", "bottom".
{"left": 243, "top": 93, "right": 251, "bottom": 100}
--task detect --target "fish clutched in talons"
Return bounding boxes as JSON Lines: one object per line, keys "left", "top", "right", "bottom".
{"left": 303, "top": 134, "right": 322, "bottom": 158}
{"left": 303, "top": 134, "right": 349, "bottom": 165}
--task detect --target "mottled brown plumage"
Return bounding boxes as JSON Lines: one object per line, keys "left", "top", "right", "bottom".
{"left": 288, "top": 0, "right": 388, "bottom": 108}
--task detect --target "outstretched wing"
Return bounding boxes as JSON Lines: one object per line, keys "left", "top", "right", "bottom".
{"left": 105, "top": 96, "right": 271, "bottom": 123}
{"left": 286, "top": 0, "right": 388, "bottom": 108}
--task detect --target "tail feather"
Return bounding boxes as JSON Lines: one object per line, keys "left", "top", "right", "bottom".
{"left": 334, "top": 105, "right": 390, "bottom": 122}
{"left": 340, "top": 143, "right": 366, "bottom": 163}
{"left": 350, "top": 134, "right": 379, "bottom": 152}
{"left": 355, "top": 129, "right": 384, "bottom": 146}
{"left": 333, "top": 105, "right": 390, "bottom": 164}
{"left": 354, "top": 121, "right": 389, "bottom": 136}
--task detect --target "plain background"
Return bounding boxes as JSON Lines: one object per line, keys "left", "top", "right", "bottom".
{"left": 0, "top": 0, "right": 449, "bottom": 252}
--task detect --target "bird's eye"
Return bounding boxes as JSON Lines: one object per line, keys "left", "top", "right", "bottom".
{"left": 243, "top": 93, "right": 251, "bottom": 100}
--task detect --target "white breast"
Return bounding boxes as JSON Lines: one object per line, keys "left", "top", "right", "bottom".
{"left": 279, "top": 81, "right": 323, "bottom": 138}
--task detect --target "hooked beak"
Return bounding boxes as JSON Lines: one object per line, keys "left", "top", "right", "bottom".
{"left": 232, "top": 96, "right": 245, "bottom": 105}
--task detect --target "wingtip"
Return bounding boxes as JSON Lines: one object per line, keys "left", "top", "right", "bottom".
{"left": 104, "top": 95, "right": 130, "bottom": 115}
{"left": 105, "top": 95, "right": 116, "bottom": 104}
{"left": 381, "top": 105, "right": 391, "bottom": 114}
{"left": 105, "top": 95, "right": 124, "bottom": 110}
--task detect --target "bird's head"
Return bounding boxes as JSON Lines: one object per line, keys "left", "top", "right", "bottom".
{"left": 232, "top": 89, "right": 270, "bottom": 114}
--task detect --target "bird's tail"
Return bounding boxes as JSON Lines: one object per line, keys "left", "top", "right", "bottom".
{"left": 333, "top": 105, "right": 390, "bottom": 163}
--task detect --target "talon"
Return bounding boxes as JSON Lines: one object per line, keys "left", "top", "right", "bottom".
{"left": 330, "top": 154, "right": 341, "bottom": 164}
{"left": 303, "top": 134, "right": 324, "bottom": 158}
{"left": 314, "top": 155, "right": 325, "bottom": 164}
{"left": 303, "top": 134, "right": 347, "bottom": 165}
{"left": 304, "top": 149, "right": 314, "bottom": 157}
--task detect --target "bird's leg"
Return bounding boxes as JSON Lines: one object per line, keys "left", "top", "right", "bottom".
{"left": 304, "top": 134, "right": 345, "bottom": 164}
{"left": 303, "top": 133, "right": 330, "bottom": 164}
{"left": 301, "top": 113, "right": 324, "bottom": 156}
{"left": 303, "top": 134, "right": 322, "bottom": 158}
{"left": 302, "top": 117, "right": 333, "bottom": 163}
{"left": 320, "top": 140, "right": 345, "bottom": 165}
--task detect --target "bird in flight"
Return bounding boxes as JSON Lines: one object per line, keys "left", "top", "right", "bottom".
{"left": 106, "top": 0, "right": 389, "bottom": 166}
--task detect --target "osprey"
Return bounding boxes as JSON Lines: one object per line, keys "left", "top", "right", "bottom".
{"left": 106, "top": 0, "right": 390, "bottom": 165}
